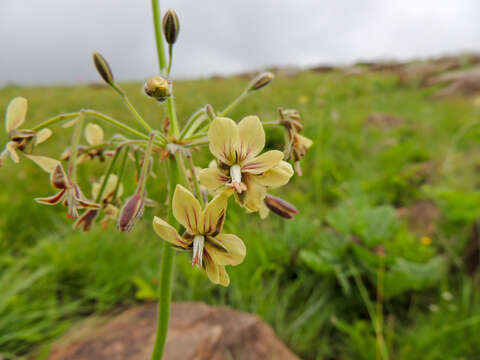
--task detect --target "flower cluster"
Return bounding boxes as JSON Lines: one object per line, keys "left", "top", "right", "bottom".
{"left": 1, "top": 8, "right": 312, "bottom": 287}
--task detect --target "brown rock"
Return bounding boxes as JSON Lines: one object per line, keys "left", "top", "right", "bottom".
{"left": 431, "top": 78, "right": 480, "bottom": 99}
{"left": 399, "top": 58, "right": 461, "bottom": 85}
{"left": 46, "top": 302, "right": 299, "bottom": 360}
{"left": 365, "top": 113, "right": 405, "bottom": 128}
{"left": 425, "top": 65, "right": 480, "bottom": 86}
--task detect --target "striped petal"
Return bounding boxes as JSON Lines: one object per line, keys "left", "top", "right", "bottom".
{"left": 172, "top": 184, "right": 202, "bottom": 233}
{"left": 255, "top": 160, "right": 293, "bottom": 188}
{"left": 237, "top": 175, "right": 267, "bottom": 212}
{"left": 5, "top": 97, "right": 27, "bottom": 133}
{"left": 206, "top": 233, "right": 246, "bottom": 266}
{"left": 201, "top": 194, "right": 227, "bottom": 235}
{"left": 153, "top": 216, "right": 190, "bottom": 248}
{"left": 35, "top": 190, "right": 66, "bottom": 205}
{"left": 241, "top": 150, "right": 283, "bottom": 174}
{"left": 208, "top": 117, "right": 239, "bottom": 165}
{"left": 199, "top": 167, "right": 229, "bottom": 194}
{"left": 237, "top": 115, "right": 265, "bottom": 160}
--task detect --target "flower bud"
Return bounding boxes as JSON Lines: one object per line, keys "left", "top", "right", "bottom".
{"left": 248, "top": 72, "right": 274, "bottom": 92}
{"left": 162, "top": 9, "right": 180, "bottom": 45}
{"left": 117, "top": 192, "right": 145, "bottom": 232}
{"left": 264, "top": 194, "right": 298, "bottom": 219}
{"left": 93, "top": 52, "right": 114, "bottom": 86}
{"left": 205, "top": 104, "right": 216, "bottom": 120}
{"left": 144, "top": 76, "right": 171, "bottom": 102}
{"left": 74, "top": 209, "right": 99, "bottom": 232}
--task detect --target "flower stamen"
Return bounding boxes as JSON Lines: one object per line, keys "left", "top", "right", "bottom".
{"left": 192, "top": 235, "right": 205, "bottom": 267}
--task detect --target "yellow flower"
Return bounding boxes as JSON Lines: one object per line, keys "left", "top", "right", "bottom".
{"left": 27, "top": 155, "right": 100, "bottom": 219}
{"left": 1, "top": 97, "right": 52, "bottom": 166}
{"left": 199, "top": 116, "right": 293, "bottom": 213}
{"left": 420, "top": 236, "right": 432, "bottom": 246}
{"left": 153, "top": 185, "right": 246, "bottom": 286}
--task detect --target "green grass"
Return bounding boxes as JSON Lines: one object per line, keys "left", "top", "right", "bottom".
{"left": 2, "top": 69, "right": 480, "bottom": 359}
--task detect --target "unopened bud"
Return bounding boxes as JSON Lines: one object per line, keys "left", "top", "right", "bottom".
{"left": 248, "top": 72, "right": 274, "bottom": 91}
{"left": 93, "top": 52, "right": 114, "bottom": 86}
{"left": 162, "top": 9, "right": 180, "bottom": 45}
{"left": 117, "top": 192, "right": 145, "bottom": 232}
{"left": 144, "top": 76, "right": 171, "bottom": 102}
{"left": 205, "top": 104, "right": 216, "bottom": 120}
{"left": 264, "top": 194, "right": 298, "bottom": 219}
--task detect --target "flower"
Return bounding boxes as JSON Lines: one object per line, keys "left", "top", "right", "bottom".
{"left": 27, "top": 155, "right": 100, "bottom": 219}
{"left": 61, "top": 123, "right": 106, "bottom": 162}
{"left": 199, "top": 116, "right": 293, "bottom": 213}
{"left": 1, "top": 97, "right": 52, "bottom": 166}
{"left": 74, "top": 174, "right": 124, "bottom": 232}
{"left": 153, "top": 185, "right": 246, "bottom": 286}
{"left": 279, "top": 108, "right": 313, "bottom": 175}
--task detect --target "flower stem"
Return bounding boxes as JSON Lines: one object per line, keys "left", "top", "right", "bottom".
{"left": 68, "top": 112, "right": 85, "bottom": 181}
{"left": 218, "top": 90, "right": 249, "bottom": 117}
{"left": 136, "top": 133, "right": 156, "bottom": 196}
{"left": 151, "top": 157, "right": 179, "bottom": 360}
{"left": 185, "top": 152, "right": 204, "bottom": 206}
{"left": 95, "top": 147, "right": 123, "bottom": 203}
{"left": 32, "top": 112, "right": 80, "bottom": 131}
{"left": 113, "top": 147, "right": 129, "bottom": 201}
{"left": 150, "top": 2, "right": 181, "bottom": 359}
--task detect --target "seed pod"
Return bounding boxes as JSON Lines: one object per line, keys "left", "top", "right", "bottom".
{"left": 248, "top": 72, "right": 274, "bottom": 91}
{"left": 162, "top": 9, "right": 180, "bottom": 45}
{"left": 92, "top": 52, "right": 114, "bottom": 86}
{"left": 264, "top": 194, "right": 298, "bottom": 219}
{"left": 117, "top": 192, "right": 145, "bottom": 232}
{"left": 144, "top": 76, "right": 171, "bottom": 102}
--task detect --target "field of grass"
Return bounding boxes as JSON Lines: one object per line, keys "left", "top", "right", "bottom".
{"left": 1, "top": 68, "right": 480, "bottom": 359}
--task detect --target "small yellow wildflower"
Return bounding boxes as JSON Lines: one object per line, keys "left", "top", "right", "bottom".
{"left": 420, "top": 236, "right": 432, "bottom": 245}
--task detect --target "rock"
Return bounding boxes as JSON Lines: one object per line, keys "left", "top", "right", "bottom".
{"left": 399, "top": 58, "right": 461, "bottom": 85}
{"left": 425, "top": 65, "right": 480, "bottom": 86}
{"left": 46, "top": 302, "right": 299, "bottom": 360}
{"left": 432, "top": 78, "right": 480, "bottom": 99}
{"left": 365, "top": 113, "right": 405, "bottom": 128}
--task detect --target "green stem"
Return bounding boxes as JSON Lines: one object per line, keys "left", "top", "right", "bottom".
{"left": 151, "top": 157, "right": 179, "bottom": 360}
{"left": 95, "top": 147, "right": 123, "bottom": 203}
{"left": 113, "top": 147, "right": 129, "bottom": 201}
{"left": 32, "top": 112, "right": 80, "bottom": 131}
{"left": 179, "top": 108, "right": 205, "bottom": 139}
{"left": 185, "top": 152, "right": 204, "bottom": 206}
{"left": 136, "top": 133, "right": 156, "bottom": 195}
{"left": 83, "top": 110, "right": 165, "bottom": 146}
{"left": 167, "top": 44, "right": 173, "bottom": 76}
{"left": 68, "top": 112, "right": 85, "bottom": 181}
{"left": 120, "top": 93, "right": 155, "bottom": 135}
{"left": 262, "top": 120, "right": 280, "bottom": 127}
{"left": 219, "top": 90, "right": 249, "bottom": 117}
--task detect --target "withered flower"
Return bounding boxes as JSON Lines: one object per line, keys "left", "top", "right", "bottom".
{"left": 279, "top": 108, "right": 313, "bottom": 175}
{"left": 144, "top": 76, "right": 171, "bottom": 103}
{"left": 27, "top": 155, "right": 100, "bottom": 219}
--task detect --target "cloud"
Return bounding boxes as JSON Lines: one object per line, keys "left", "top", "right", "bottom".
{"left": 0, "top": 0, "right": 479, "bottom": 86}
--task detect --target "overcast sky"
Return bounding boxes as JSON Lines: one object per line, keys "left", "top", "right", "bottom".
{"left": 1, "top": 0, "right": 479, "bottom": 86}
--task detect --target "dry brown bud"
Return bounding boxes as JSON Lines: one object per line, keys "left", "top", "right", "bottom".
{"left": 117, "top": 192, "right": 145, "bottom": 232}
{"left": 264, "top": 194, "right": 298, "bottom": 219}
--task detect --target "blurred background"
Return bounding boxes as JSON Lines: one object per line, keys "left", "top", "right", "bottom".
{"left": 2, "top": 1, "right": 480, "bottom": 359}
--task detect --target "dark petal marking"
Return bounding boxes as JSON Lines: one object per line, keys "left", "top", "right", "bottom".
{"left": 35, "top": 189, "right": 66, "bottom": 205}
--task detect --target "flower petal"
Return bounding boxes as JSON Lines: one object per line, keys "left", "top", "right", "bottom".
{"left": 241, "top": 150, "right": 284, "bottom": 174}
{"left": 237, "top": 115, "right": 265, "bottom": 160}
{"left": 92, "top": 174, "right": 122, "bottom": 201}
{"left": 203, "top": 253, "right": 220, "bottom": 284}
{"left": 199, "top": 167, "right": 229, "bottom": 194}
{"left": 62, "top": 117, "right": 80, "bottom": 128}
{"left": 26, "top": 154, "right": 61, "bottom": 173}
{"left": 153, "top": 216, "right": 190, "bottom": 248}
{"left": 255, "top": 160, "right": 294, "bottom": 188}
{"left": 6, "top": 142, "right": 19, "bottom": 163}
{"left": 236, "top": 175, "right": 267, "bottom": 212}
{"left": 77, "top": 198, "right": 101, "bottom": 209}
{"left": 35, "top": 190, "right": 66, "bottom": 205}
{"left": 172, "top": 184, "right": 202, "bottom": 233}
{"left": 217, "top": 265, "right": 230, "bottom": 287}
{"left": 85, "top": 123, "right": 104, "bottom": 145}
{"left": 201, "top": 194, "right": 227, "bottom": 235}
{"left": 5, "top": 97, "right": 27, "bottom": 133}
{"left": 208, "top": 117, "right": 239, "bottom": 165}
{"left": 35, "top": 128, "right": 52, "bottom": 145}
{"left": 206, "top": 233, "right": 246, "bottom": 266}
